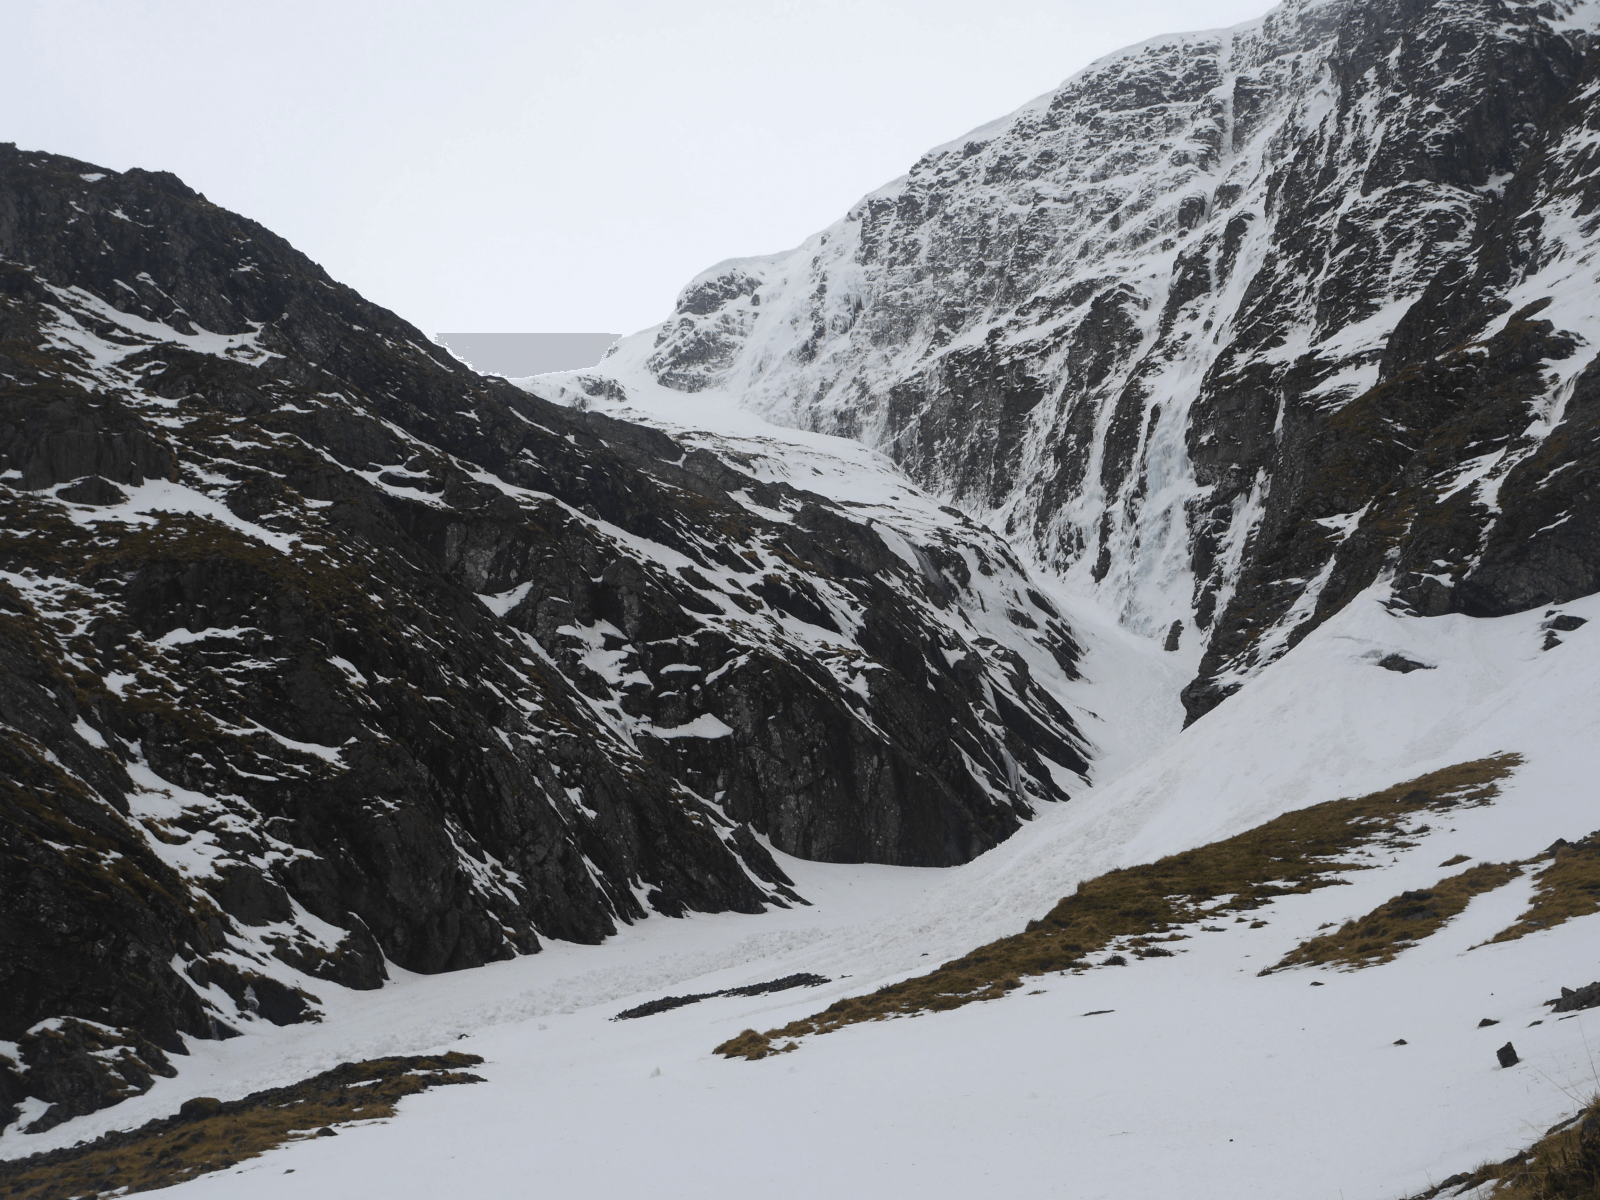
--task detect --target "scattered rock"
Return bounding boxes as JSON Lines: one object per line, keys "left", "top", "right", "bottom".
{"left": 1478, "top": 1018, "right": 1500, "bottom": 1027}
{"left": 1377, "top": 654, "right": 1435, "bottom": 674}
{"left": 614, "top": 973, "right": 830, "bottom": 1020}
{"left": 1543, "top": 614, "right": 1587, "bottom": 632}
{"left": 1394, "top": 1039, "right": 1408, "bottom": 1045}
{"left": 15, "top": 1019, "right": 178, "bottom": 1134}
{"left": 1548, "top": 982, "right": 1600, "bottom": 1013}
{"left": 1497, "top": 1042, "right": 1520, "bottom": 1068}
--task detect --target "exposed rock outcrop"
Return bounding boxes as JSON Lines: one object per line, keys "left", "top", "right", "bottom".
{"left": 0, "top": 145, "right": 1091, "bottom": 1131}
{"left": 594, "top": 0, "right": 1600, "bottom": 722}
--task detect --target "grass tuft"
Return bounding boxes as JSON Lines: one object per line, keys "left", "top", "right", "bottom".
{"left": 1487, "top": 831, "right": 1600, "bottom": 945}
{"left": 1404, "top": 1096, "right": 1600, "bottom": 1199}
{"left": 1268, "top": 862, "right": 1523, "bottom": 971}
{"left": 715, "top": 755, "right": 1520, "bottom": 1059}
{"left": 0, "top": 1053, "right": 484, "bottom": 1199}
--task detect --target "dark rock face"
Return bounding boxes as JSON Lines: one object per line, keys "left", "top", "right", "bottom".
{"left": 0, "top": 145, "right": 1088, "bottom": 1131}
{"left": 1550, "top": 981, "right": 1600, "bottom": 1013}
{"left": 606, "top": 0, "right": 1600, "bottom": 723}
{"left": 12, "top": 1020, "right": 178, "bottom": 1134}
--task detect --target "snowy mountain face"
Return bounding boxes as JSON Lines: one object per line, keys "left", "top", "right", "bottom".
{"left": 9, "top": 0, "right": 1600, "bottom": 1190}
{"left": 596, "top": 0, "right": 1600, "bottom": 720}
{"left": 0, "top": 146, "right": 1092, "bottom": 1131}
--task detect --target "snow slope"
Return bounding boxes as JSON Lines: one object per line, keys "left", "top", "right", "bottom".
{"left": 10, "top": 558, "right": 1598, "bottom": 1200}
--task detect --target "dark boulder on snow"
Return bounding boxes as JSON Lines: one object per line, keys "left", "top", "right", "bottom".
{"left": 1498, "top": 1042, "right": 1520, "bottom": 1068}
{"left": 1377, "top": 655, "right": 1435, "bottom": 674}
{"left": 1549, "top": 983, "right": 1600, "bottom": 1014}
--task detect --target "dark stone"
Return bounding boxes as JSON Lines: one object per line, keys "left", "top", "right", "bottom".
{"left": 202, "top": 864, "right": 295, "bottom": 927}
{"left": 55, "top": 475, "right": 126, "bottom": 505}
{"left": 16, "top": 1019, "right": 178, "bottom": 1134}
{"left": 1550, "top": 982, "right": 1600, "bottom": 1013}
{"left": 1497, "top": 1041, "right": 1520, "bottom": 1068}
{"left": 726, "top": 823, "right": 796, "bottom": 889}
{"left": 1377, "top": 655, "right": 1435, "bottom": 674}
{"left": 613, "top": 972, "right": 830, "bottom": 1020}
{"left": 1163, "top": 620, "right": 1183, "bottom": 652}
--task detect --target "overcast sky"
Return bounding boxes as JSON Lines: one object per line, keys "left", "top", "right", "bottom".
{"left": 6, "top": 1, "right": 1271, "bottom": 336}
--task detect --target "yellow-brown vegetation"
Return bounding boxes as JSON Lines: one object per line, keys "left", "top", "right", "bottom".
{"left": 1403, "top": 1096, "right": 1600, "bottom": 1199}
{"left": 1270, "top": 862, "right": 1523, "bottom": 971}
{"left": 1488, "top": 834, "right": 1600, "bottom": 945}
{"left": 0, "top": 1053, "right": 483, "bottom": 1200}
{"left": 715, "top": 755, "right": 1519, "bottom": 1060}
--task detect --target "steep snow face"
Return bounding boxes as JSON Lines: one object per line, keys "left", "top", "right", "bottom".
{"left": 592, "top": 0, "right": 1600, "bottom": 720}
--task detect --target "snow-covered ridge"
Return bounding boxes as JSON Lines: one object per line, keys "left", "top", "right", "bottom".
{"left": 586, "top": 0, "right": 1600, "bottom": 722}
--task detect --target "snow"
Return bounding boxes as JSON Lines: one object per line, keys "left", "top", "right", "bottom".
{"left": 10, "top": 6, "right": 1600, "bottom": 1195}
{"left": 8, "top": 579, "right": 1598, "bottom": 1200}
{"left": 558, "top": 0, "right": 1600, "bottom": 691}
{"left": 644, "top": 713, "right": 734, "bottom": 739}
{"left": 476, "top": 580, "right": 534, "bottom": 616}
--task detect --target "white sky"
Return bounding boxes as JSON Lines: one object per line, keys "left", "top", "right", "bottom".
{"left": 5, "top": 1, "right": 1271, "bottom": 336}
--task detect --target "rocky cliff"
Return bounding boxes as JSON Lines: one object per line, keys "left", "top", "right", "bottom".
{"left": 0, "top": 146, "right": 1089, "bottom": 1133}
{"left": 595, "top": 0, "right": 1600, "bottom": 720}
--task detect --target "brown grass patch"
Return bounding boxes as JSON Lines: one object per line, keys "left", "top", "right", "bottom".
{"left": 1403, "top": 1096, "right": 1600, "bottom": 1199}
{"left": 1488, "top": 832, "right": 1600, "bottom": 945}
{"left": 715, "top": 755, "right": 1519, "bottom": 1060}
{"left": 1268, "top": 862, "right": 1523, "bottom": 972}
{"left": 0, "top": 1053, "right": 483, "bottom": 1199}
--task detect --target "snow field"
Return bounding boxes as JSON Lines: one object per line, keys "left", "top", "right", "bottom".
{"left": 8, "top": 577, "right": 1598, "bottom": 1199}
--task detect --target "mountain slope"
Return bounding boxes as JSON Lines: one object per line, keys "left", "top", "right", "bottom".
{"left": 6, "top": 569, "right": 1596, "bottom": 1200}
{"left": 590, "top": 0, "right": 1600, "bottom": 720}
{"left": 0, "top": 144, "right": 1091, "bottom": 1133}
